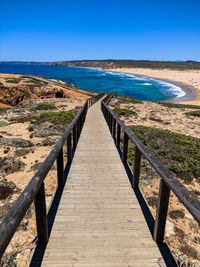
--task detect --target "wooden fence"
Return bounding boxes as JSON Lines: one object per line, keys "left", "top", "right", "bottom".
{"left": 0, "top": 92, "right": 104, "bottom": 260}
{"left": 101, "top": 94, "right": 200, "bottom": 243}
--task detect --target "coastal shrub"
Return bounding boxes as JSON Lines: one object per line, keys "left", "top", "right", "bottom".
{"left": 34, "top": 111, "right": 77, "bottom": 125}
{"left": 0, "top": 107, "right": 7, "bottom": 113}
{"left": 117, "top": 96, "right": 143, "bottom": 104}
{"left": 10, "top": 114, "right": 37, "bottom": 123}
{"left": 113, "top": 108, "right": 137, "bottom": 116}
{"left": 36, "top": 103, "right": 56, "bottom": 110}
{"left": 128, "top": 125, "right": 200, "bottom": 183}
{"left": 185, "top": 110, "right": 200, "bottom": 117}
{"left": 24, "top": 79, "right": 41, "bottom": 84}
{"left": 155, "top": 101, "right": 200, "bottom": 109}
{"left": 5, "top": 78, "right": 22, "bottom": 83}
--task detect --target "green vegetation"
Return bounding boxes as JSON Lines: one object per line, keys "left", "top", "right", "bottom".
{"left": 185, "top": 110, "right": 200, "bottom": 117}
{"left": 113, "top": 108, "right": 137, "bottom": 116}
{"left": 0, "top": 107, "right": 7, "bottom": 113}
{"left": 155, "top": 101, "right": 200, "bottom": 109}
{"left": 128, "top": 125, "right": 200, "bottom": 183}
{"left": 6, "top": 78, "right": 22, "bottom": 83}
{"left": 55, "top": 59, "right": 200, "bottom": 70}
{"left": 24, "top": 79, "right": 41, "bottom": 84}
{"left": 36, "top": 103, "right": 56, "bottom": 110}
{"left": 117, "top": 96, "right": 143, "bottom": 104}
{"left": 35, "top": 75, "right": 50, "bottom": 79}
{"left": 34, "top": 111, "right": 77, "bottom": 125}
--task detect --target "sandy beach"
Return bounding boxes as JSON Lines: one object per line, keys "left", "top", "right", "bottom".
{"left": 109, "top": 68, "right": 200, "bottom": 105}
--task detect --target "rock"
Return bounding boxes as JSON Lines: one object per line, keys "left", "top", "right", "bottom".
{"left": 41, "top": 137, "right": 59, "bottom": 146}
{"left": 0, "top": 137, "right": 33, "bottom": 148}
{"left": 29, "top": 162, "right": 43, "bottom": 172}
{"left": 0, "top": 202, "right": 14, "bottom": 221}
{"left": 0, "top": 157, "right": 25, "bottom": 174}
{"left": 30, "top": 127, "right": 62, "bottom": 138}
{"left": 8, "top": 114, "right": 37, "bottom": 123}
{"left": 0, "top": 121, "right": 9, "bottom": 127}
{"left": 14, "top": 148, "right": 34, "bottom": 157}
{"left": 0, "top": 179, "right": 20, "bottom": 200}
{"left": 0, "top": 252, "right": 17, "bottom": 267}
{"left": 27, "top": 125, "right": 34, "bottom": 132}
{"left": 0, "top": 84, "right": 65, "bottom": 106}
{"left": 149, "top": 111, "right": 171, "bottom": 124}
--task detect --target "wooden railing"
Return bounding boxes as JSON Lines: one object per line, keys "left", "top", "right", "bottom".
{"left": 101, "top": 96, "right": 200, "bottom": 243}
{"left": 0, "top": 93, "right": 103, "bottom": 260}
{"left": 88, "top": 92, "right": 105, "bottom": 107}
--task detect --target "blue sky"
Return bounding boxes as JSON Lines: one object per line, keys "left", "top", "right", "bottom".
{"left": 0, "top": 0, "right": 200, "bottom": 61}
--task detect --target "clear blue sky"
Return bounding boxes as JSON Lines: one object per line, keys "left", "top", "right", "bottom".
{"left": 1, "top": 0, "right": 200, "bottom": 62}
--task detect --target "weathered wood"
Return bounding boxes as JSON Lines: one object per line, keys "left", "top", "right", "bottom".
{"left": 101, "top": 101, "right": 200, "bottom": 226}
{"left": 132, "top": 147, "right": 141, "bottom": 188}
{"left": 57, "top": 148, "right": 64, "bottom": 188}
{"left": 122, "top": 132, "right": 128, "bottom": 162}
{"left": 32, "top": 100, "right": 166, "bottom": 266}
{"left": 112, "top": 118, "right": 116, "bottom": 140}
{"left": 116, "top": 123, "right": 121, "bottom": 148}
{"left": 110, "top": 114, "right": 113, "bottom": 132}
{"left": 67, "top": 132, "right": 72, "bottom": 163}
{"left": 73, "top": 125, "right": 77, "bottom": 148}
{"left": 34, "top": 182, "right": 48, "bottom": 244}
{"left": 0, "top": 98, "right": 89, "bottom": 259}
{"left": 154, "top": 179, "right": 170, "bottom": 243}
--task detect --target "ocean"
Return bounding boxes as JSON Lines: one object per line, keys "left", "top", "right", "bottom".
{"left": 0, "top": 64, "right": 186, "bottom": 101}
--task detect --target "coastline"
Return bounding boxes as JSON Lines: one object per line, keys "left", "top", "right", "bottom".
{"left": 106, "top": 68, "right": 200, "bottom": 105}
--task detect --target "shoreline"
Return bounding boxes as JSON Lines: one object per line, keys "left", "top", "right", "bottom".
{"left": 66, "top": 66, "right": 198, "bottom": 104}
{"left": 133, "top": 74, "right": 195, "bottom": 103}
{"left": 1, "top": 67, "right": 199, "bottom": 105}
{"left": 106, "top": 68, "right": 200, "bottom": 105}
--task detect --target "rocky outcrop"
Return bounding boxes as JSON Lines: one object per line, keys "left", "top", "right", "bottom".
{"left": 0, "top": 85, "right": 65, "bottom": 106}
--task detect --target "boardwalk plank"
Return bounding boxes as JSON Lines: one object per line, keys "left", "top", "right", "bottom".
{"left": 30, "top": 100, "right": 170, "bottom": 266}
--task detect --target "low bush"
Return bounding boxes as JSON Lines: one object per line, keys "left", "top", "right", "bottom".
{"left": 128, "top": 125, "right": 200, "bottom": 183}
{"left": 5, "top": 78, "right": 22, "bottom": 83}
{"left": 185, "top": 110, "right": 200, "bottom": 117}
{"left": 155, "top": 101, "right": 200, "bottom": 109}
{"left": 34, "top": 111, "right": 77, "bottom": 125}
{"left": 113, "top": 108, "right": 137, "bottom": 116}
{"left": 36, "top": 103, "right": 56, "bottom": 110}
{"left": 117, "top": 96, "right": 143, "bottom": 104}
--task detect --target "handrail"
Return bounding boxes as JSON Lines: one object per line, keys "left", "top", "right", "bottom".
{"left": 0, "top": 91, "right": 104, "bottom": 260}
{"left": 102, "top": 92, "right": 113, "bottom": 105}
{"left": 101, "top": 99, "right": 200, "bottom": 243}
{"left": 88, "top": 92, "right": 105, "bottom": 107}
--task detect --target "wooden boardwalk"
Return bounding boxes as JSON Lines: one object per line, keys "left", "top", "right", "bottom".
{"left": 31, "top": 101, "right": 170, "bottom": 266}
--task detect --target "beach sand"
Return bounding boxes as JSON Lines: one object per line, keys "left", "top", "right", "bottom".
{"left": 109, "top": 68, "right": 200, "bottom": 105}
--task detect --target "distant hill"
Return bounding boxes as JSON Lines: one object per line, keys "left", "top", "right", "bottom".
{"left": 1, "top": 60, "right": 200, "bottom": 70}
{"left": 50, "top": 60, "right": 200, "bottom": 70}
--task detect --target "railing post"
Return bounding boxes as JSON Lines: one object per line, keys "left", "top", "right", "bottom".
{"left": 77, "top": 118, "right": 81, "bottom": 138}
{"left": 110, "top": 115, "right": 113, "bottom": 132}
{"left": 122, "top": 132, "right": 128, "bottom": 162}
{"left": 116, "top": 123, "right": 121, "bottom": 148}
{"left": 108, "top": 111, "right": 110, "bottom": 126}
{"left": 132, "top": 147, "right": 141, "bottom": 188}
{"left": 67, "top": 132, "right": 72, "bottom": 163}
{"left": 73, "top": 125, "right": 77, "bottom": 148}
{"left": 112, "top": 118, "right": 116, "bottom": 140}
{"left": 34, "top": 182, "right": 48, "bottom": 244}
{"left": 153, "top": 179, "right": 170, "bottom": 243}
{"left": 57, "top": 148, "right": 64, "bottom": 188}
{"left": 106, "top": 109, "right": 108, "bottom": 123}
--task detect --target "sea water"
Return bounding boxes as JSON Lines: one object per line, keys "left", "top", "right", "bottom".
{"left": 0, "top": 64, "right": 186, "bottom": 101}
